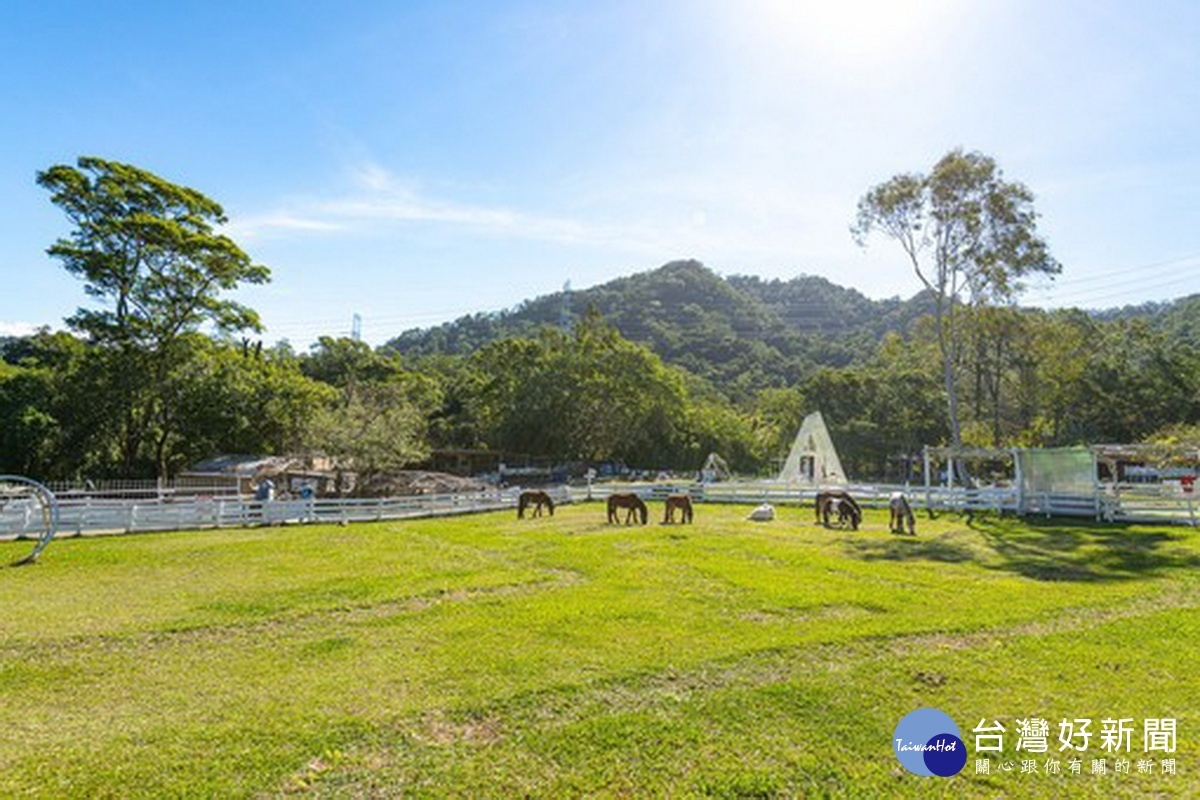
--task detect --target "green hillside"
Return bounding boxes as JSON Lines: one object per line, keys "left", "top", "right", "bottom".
{"left": 384, "top": 260, "right": 928, "bottom": 394}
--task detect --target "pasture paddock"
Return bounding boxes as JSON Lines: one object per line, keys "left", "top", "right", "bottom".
{"left": 0, "top": 504, "right": 1196, "bottom": 797}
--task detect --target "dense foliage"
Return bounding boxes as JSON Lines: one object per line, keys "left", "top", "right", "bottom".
{"left": 5, "top": 157, "right": 1200, "bottom": 483}
{"left": 7, "top": 265, "right": 1200, "bottom": 482}
{"left": 386, "top": 260, "right": 932, "bottom": 401}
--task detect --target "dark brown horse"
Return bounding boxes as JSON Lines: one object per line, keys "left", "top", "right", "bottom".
{"left": 815, "top": 489, "right": 861, "bottom": 525}
{"left": 607, "top": 493, "right": 648, "bottom": 525}
{"left": 517, "top": 489, "right": 555, "bottom": 519}
{"left": 817, "top": 490, "right": 861, "bottom": 530}
{"left": 662, "top": 494, "right": 693, "bottom": 524}
{"left": 827, "top": 497, "right": 861, "bottom": 530}
{"left": 889, "top": 492, "right": 915, "bottom": 535}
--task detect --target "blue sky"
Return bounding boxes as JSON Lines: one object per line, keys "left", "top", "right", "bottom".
{"left": 3, "top": 0, "right": 1200, "bottom": 346}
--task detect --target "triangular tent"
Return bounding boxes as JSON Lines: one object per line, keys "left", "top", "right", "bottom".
{"left": 778, "top": 411, "right": 846, "bottom": 485}
{"left": 700, "top": 452, "right": 733, "bottom": 483}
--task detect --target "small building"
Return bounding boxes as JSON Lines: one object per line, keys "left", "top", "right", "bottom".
{"left": 182, "top": 454, "right": 350, "bottom": 497}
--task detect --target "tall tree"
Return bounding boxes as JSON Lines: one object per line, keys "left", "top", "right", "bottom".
{"left": 37, "top": 157, "right": 270, "bottom": 476}
{"left": 170, "top": 341, "right": 335, "bottom": 473}
{"left": 852, "top": 149, "right": 1059, "bottom": 456}
{"left": 301, "top": 336, "right": 402, "bottom": 388}
{"left": 307, "top": 380, "right": 430, "bottom": 489}
{"left": 468, "top": 314, "right": 698, "bottom": 467}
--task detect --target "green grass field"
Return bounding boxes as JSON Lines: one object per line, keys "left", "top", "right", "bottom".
{"left": 1, "top": 503, "right": 1196, "bottom": 797}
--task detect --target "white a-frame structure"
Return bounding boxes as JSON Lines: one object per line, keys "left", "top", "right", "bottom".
{"left": 778, "top": 411, "right": 846, "bottom": 485}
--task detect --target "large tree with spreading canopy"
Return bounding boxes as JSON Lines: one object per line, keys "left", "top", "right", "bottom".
{"left": 37, "top": 156, "right": 270, "bottom": 476}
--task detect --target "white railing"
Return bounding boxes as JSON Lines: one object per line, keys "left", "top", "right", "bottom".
{"left": 573, "top": 481, "right": 1018, "bottom": 512}
{"left": 46, "top": 478, "right": 242, "bottom": 501}
{"left": 1, "top": 485, "right": 574, "bottom": 539}
{"left": 572, "top": 480, "right": 1199, "bottom": 527}
{"left": 4, "top": 480, "right": 1198, "bottom": 540}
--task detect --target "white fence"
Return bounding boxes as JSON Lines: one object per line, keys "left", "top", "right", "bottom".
{"left": 4, "top": 480, "right": 1198, "bottom": 540}
{"left": 44, "top": 478, "right": 242, "bottom": 501}
{"left": 574, "top": 481, "right": 1200, "bottom": 527}
{"left": 1, "top": 486, "right": 574, "bottom": 540}
{"left": 574, "top": 482, "right": 1018, "bottom": 511}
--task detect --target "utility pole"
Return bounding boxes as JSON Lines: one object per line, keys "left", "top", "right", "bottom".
{"left": 560, "top": 281, "right": 573, "bottom": 332}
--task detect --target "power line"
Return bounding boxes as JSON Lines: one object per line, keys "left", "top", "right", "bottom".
{"left": 257, "top": 254, "right": 1200, "bottom": 346}
{"left": 1039, "top": 251, "right": 1200, "bottom": 288}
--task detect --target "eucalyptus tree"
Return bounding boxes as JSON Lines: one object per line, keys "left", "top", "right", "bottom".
{"left": 853, "top": 149, "right": 1059, "bottom": 454}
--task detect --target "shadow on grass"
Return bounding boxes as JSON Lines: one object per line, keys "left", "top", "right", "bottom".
{"left": 844, "top": 514, "right": 1200, "bottom": 583}
{"left": 843, "top": 535, "right": 976, "bottom": 564}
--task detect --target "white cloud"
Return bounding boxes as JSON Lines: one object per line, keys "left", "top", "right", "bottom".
{"left": 228, "top": 163, "right": 616, "bottom": 246}
{"left": 222, "top": 212, "right": 344, "bottom": 240}
{"left": 350, "top": 162, "right": 397, "bottom": 192}
{"left": 222, "top": 161, "right": 925, "bottom": 301}
{"left": 0, "top": 322, "right": 40, "bottom": 337}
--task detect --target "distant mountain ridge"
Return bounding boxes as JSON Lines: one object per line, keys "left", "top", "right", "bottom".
{"left": 383, "top": 260, "right": 1200, "bottom": 396}
{"left": 384, "top": 260, "right": 932, "bottom": 393}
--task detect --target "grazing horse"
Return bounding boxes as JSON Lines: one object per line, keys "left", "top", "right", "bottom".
{"left": 815, "top": 490, "right": 861, "bottom": 526}
{"left": 889, "top": 492, "right": 915, "bottom": 535}
{"left": 820, "top": 494, "right": 861, "bottom": 530}
{"left": 607, "top": 493, "right": 648, "bottom": 525}
{"left": 517, "top": 489, "right": 555, "bottom": 519}
{"left": 662, "top": 494, "right": 694, "bottom": 524}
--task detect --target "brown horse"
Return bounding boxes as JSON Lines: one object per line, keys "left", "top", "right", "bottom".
{"left": 517, "top": 489, "right": 555, "bottom": 519}
{"left": 889, "top": 492, "right": 915, "bottom": 535}
{"left": 662, "top": 494, "right": 693, "bottom": 524}
{"left": 607, "top": 493, "right": 648, "bottom": 525}
{"left": 815, "top": 489, "right": 861, "bottom": 525}
{"left": 818, "top": 490, "right": 861, "bottom": 530}
{"left": 829, "top": 497, "right": 861, "bottom": 530}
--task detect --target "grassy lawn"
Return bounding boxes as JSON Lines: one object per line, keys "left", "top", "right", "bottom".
{"left": 1, "top": 503, "right": 1196, "bottom": 797}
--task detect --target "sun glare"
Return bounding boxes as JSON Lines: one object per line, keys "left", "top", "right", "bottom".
{"left": 730, "top": 0, "right": 963, "bottom": 75}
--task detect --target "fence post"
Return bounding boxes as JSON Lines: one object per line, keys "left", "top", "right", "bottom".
{"left": 922, "top": 446, "right": 932, "bottom": 513}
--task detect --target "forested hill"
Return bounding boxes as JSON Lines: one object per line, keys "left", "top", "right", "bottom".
{"left": 1092, "top": 294, "right": 1200, "bottom": 340}
{"left": 384, "top": 260, "right": 932, "bottom": 393}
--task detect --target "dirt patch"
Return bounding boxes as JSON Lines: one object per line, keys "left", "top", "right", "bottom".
{"left": 738, "top": 603, "right": 879, "bottom": 624}
{"left": 411, "top": 711, "right": 504, "bottom": 746}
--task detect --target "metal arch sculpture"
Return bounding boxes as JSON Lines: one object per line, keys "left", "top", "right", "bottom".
{"left": 1, "top": 475, "right": 59, "bottom": 567}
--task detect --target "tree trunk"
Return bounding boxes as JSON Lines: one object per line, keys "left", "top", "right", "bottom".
{"left": 937, "top": 298, "right": 971, "bottom": 486}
